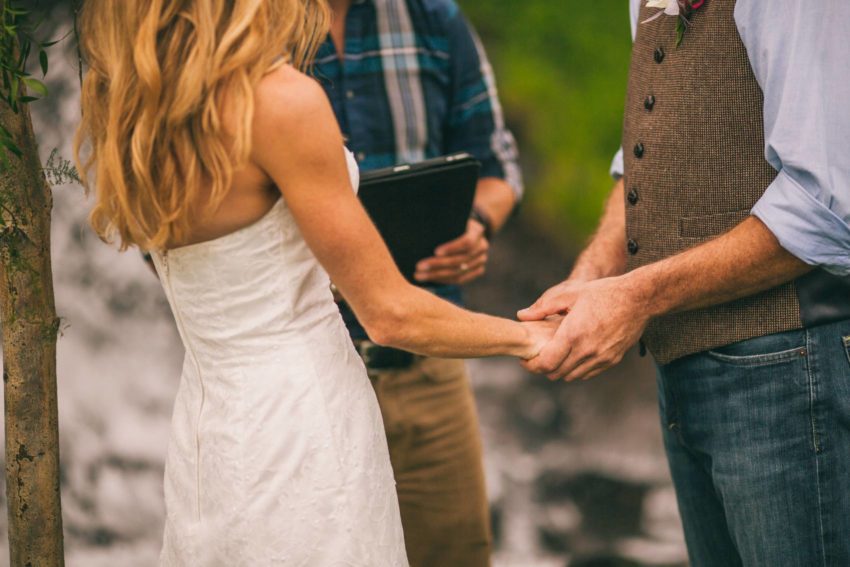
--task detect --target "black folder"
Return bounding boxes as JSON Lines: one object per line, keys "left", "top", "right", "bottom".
{"left": 358, "top": 153, "right": 480, "bottom": 283}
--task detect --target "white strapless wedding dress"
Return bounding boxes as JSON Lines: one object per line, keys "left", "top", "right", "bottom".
{"left": 150, "top": 151, "right": 408, "bottom": 566}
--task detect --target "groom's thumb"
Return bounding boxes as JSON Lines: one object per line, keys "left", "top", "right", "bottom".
{"left": 518, "top": 302, "right": 547, "bottom": 321}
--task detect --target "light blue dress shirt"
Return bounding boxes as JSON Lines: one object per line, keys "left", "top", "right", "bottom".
{"left": 611, "top": 0, "right": 850, "bottom": 276}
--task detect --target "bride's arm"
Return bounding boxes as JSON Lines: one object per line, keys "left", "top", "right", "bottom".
{"left": 251, "top": 67, "right": 551, "bottom": 360}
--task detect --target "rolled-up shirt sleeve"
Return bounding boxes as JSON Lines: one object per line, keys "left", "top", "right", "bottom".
{"left": 752, "top": 171, "right": 850, "bottom": 274}
{"left": 737, "top": 1, "right": 850, "bottom": 275}
{"left": 444, "top": 9, "right": 524, "bottom": 199}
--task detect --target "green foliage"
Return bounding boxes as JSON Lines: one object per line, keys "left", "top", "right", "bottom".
{"left": 460, "top": 0, "right": 633, "bottom": 247}
{"left": 42, "top": 148, "right": 80, "bottom": 186}
{"left": 0, "top": 0, "right": 55, "bottom": 171}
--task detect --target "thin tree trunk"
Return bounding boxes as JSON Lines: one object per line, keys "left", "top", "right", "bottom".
{"left": 0, "top": 83, "right": 64, "bottom": 565}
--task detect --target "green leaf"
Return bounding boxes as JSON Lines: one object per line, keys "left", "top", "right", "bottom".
{"left": 1, "top": 138, "right": 23, "bottom": 157}
{"left": 22, "top": 77, "right": 47, "bottom": 97}
{"left": 0, "top": 2, "right": 54, "bottom": 107}
{"left": 18, "top": 38, "right": 30, "bottom": 67}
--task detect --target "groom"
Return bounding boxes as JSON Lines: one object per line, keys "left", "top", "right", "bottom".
{"left": 522, "top": 1, "right": 850, "bottom": 565}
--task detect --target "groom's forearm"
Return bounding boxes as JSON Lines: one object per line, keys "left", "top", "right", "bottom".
{"left": 625, "top": 216, "right": 812, "bottom": 318}
{"left": 569, "top": 179, "right": 628, "bottom": 282}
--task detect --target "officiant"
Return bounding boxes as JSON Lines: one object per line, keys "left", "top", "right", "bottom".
{"left": 314, "top": 1, "right": 523, "bottom": 565}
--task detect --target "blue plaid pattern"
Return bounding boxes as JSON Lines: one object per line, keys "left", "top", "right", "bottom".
{"left": 312, "top": 0, "right": 523, "bottom": 198}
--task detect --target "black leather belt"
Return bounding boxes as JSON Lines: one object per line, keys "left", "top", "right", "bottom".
{"left": 354, "top": 341, "right": 417, "bottom": 371}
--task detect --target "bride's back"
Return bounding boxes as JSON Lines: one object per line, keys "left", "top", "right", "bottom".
{"left": 167, "top": 154, "right": 278, "bottom": 250}
{"left": 166, "top": 65, "right": 324, "bottom": 249}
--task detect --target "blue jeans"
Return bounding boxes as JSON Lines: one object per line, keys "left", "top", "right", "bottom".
{"left": 657, "top": 319, "right": 850, "bottom": 567}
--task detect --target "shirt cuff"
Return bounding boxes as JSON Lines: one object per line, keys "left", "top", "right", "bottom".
{"left": 479, "top": 156, "right": 525, "bottom": 201}
{"left": 751, "top": 170, "right": 850, "bottom": 276}
{"left": 610, "top": 147, "right": 624, "bottom": 180}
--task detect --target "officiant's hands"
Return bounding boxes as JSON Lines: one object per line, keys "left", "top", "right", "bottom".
{"left": 414, "top": 219, "right": 489, "bottom": 285}
{"left": 517, "top": 275, "right": 650, "bottom": 381}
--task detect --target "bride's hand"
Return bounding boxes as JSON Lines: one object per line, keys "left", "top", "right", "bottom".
{"left": 519, "top": 316, "right": 563, "bottom": 360}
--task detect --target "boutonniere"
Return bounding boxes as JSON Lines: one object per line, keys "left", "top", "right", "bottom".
{"left": 642, "top": 0, "right": 706, "bottom": 46}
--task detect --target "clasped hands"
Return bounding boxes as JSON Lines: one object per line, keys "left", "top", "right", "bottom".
{"left": 517, "top": 274, "right": 651, "bottom": 382}
{"left": 404, "top": 214, "right": 650, "bottom": 381}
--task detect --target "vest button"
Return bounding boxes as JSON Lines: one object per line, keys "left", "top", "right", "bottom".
{"left": 654, "top": 47, "right": 665, "bottom": 63}
{"left": 644, "top": 94, "right": 656, "bottom": 111}
{"left": 627, "top": 188, "right": 639, "bottom": 205}
{"left": 633, "top": 143, "right": 645, "bottom": 158}
{"left": 627, "top": 239, "right": 640, "bottom": 255}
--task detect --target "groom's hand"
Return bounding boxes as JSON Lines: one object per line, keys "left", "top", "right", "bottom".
{"left": 519, "top": 276, "right": 650, "bottom": 381}
{"left": 414, "top": 219, "right": 489, "bottom": 285}
{"left": 517, "top": 278, "right": 590, "bottom": 321}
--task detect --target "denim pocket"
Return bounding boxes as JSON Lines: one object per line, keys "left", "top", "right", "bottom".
{"left": 707, "top": 346, "right": 808, "bottom": 367}
{"left": 706, "top": 331, "right": 808, "bottom": 368}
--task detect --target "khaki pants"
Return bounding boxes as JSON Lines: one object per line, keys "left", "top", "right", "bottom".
{"left": 368, "top": 357, "right": 491, "bottom": 567}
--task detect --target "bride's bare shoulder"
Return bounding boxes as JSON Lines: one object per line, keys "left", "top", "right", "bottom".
{"left": 254, "top": 65, "right": 334, "bottom": 131}
{"left": 251, "top": 65, "right": 343, "bottom": 170}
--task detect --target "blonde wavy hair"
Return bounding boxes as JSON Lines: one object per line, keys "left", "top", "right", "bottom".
{"left": 75, "top": 0, "right": 330, "bottom": 250}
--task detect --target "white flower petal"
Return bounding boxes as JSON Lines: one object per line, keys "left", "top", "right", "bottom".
{"left": 641, "top": 10, "right": 667, "bottom": 24}
{"left": 665, "top": 2, "right": 680, "bottom": 16}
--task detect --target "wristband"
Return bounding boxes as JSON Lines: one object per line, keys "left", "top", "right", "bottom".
{"left": 470, "top": 206, "right": 494, "bottom": 241}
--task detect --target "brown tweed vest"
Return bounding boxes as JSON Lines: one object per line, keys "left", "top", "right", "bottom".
{"left": 622, "top": 0, "right": 850, "bottom": 364}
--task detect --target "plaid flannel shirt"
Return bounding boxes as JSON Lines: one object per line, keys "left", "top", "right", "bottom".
{"left": 313, "top": 0, "right": 523, "bottom": 198}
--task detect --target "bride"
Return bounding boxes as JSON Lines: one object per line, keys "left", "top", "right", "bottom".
{"left": 75, "top": 0, "right": 554, "bottom": 564}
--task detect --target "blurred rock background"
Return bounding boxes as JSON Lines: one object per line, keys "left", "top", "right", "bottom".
{"left": 0, "top": 1, "right": 687, "bottom": 565}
